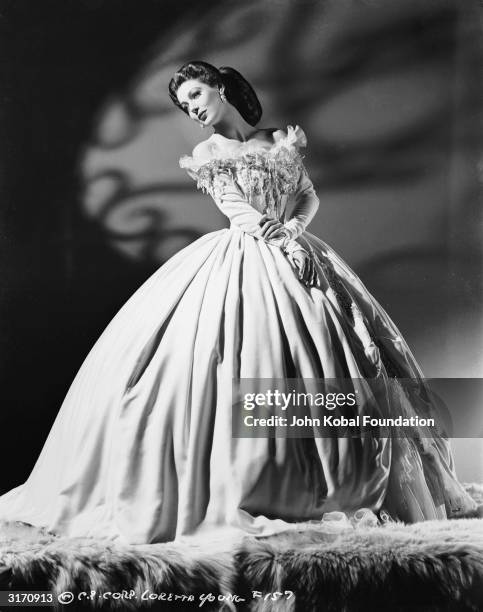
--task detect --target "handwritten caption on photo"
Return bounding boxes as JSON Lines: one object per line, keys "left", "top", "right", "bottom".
{"left": 0, "top": 590, "right": 295, "bottom": 607}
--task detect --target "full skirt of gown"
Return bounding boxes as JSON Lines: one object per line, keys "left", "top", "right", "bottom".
{"left": 0, "top": 227, "right": 476, "bottom": 543}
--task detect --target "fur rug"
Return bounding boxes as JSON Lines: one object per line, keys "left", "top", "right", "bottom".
{"left": 0, "top": 487, "right": 482, "bottom": 612}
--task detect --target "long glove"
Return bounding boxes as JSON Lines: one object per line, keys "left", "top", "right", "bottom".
{"left": 215, "top": 177, "right": 319, "bottom": 287}
{"left": 282, "top": 166, "right": 320, "bottom": 243}
{"left": 214, "top": 175, "right": 306, "bottom": 255}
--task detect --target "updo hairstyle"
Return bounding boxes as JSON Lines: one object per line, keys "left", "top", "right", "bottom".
{"left": 169, "top": 60, "right": 262, "bottom": 126}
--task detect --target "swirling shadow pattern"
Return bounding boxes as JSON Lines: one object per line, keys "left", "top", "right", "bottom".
{"left": 80, "top": 0, "right": 482, "bottom": 373}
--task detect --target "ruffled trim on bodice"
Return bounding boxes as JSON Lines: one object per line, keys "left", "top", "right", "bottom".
{"left": 178, "top": 125, "right": 308, "bottom": 220}
{"left": 179, "top": 124, "right": 307, "bottom": 172}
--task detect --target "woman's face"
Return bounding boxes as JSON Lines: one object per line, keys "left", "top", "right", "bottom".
{"left": 176, "top": 79, "right": 225, "bottom": 127}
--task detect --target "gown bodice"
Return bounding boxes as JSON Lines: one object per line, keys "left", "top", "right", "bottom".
{"left": 179, "top": 125, "right": 320, "bottom": 255}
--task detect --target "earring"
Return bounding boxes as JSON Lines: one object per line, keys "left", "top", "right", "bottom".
{"left": 219, "top": 87, "right": 227, "bottom": 103}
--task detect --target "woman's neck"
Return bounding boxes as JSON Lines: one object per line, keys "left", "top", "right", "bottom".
{"left": 212, "top": 110, "right": 256, "bottom": 142}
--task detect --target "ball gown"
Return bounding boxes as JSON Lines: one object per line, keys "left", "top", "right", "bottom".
{"left": 0, "top": 125, "right": 476, "bottom": 544}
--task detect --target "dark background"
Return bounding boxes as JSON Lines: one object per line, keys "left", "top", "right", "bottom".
{"left": 0, "top": 0, "right": 482, "bottom": 491}
{"left": 0, "top": 0, "right": 205, "bottom": 488}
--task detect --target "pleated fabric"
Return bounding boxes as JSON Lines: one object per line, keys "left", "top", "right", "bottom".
{"left": 0, "top": 227, "right": 475, "bottom": 544}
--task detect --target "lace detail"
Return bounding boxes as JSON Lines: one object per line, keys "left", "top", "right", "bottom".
{"left": 317, "top": 256, "right": 355, "bottom": 319}
{"left": 179, "top": 125, "right": 307, "bottom": 218}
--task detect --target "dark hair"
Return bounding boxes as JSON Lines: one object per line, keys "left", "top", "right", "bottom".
{"left": 168, "top": 60, "right": 262, "bottom": 126}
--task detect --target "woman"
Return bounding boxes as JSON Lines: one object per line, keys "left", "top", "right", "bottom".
{"left": 0, "top": 61, "right": 476, "bottom": 544}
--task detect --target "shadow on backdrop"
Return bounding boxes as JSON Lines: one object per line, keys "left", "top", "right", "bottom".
{"left": 82, "top": 0, "right": 482, "bottom": 377}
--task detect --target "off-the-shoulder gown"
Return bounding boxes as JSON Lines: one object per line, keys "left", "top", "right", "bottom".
{"left": 0, "top": 125, "right": 475, "bottom": 544}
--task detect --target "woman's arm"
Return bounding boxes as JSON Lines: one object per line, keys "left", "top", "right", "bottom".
{"left": 258, "top": 166, "right": 320, "bottom": 256}
{"left": 214, "top": 176, "right": 276, "bottom": 240}
{"left": 216, "top": 168, "right": 318, "bottom": 257}
{"left": 180, "top": 141, "right": 319, "bottom": 286}
{"left": 259, "top": 125, "right": 319, "bottom": 252}
{"left": 283, "top": 166, "right": 320, "bottom": 240}
{"left": 219, "top": 182, "right": 316, "bottom": 285}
